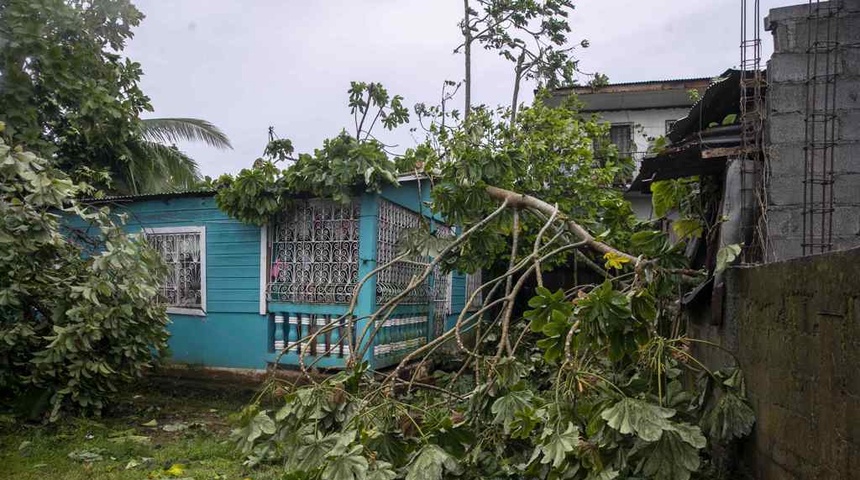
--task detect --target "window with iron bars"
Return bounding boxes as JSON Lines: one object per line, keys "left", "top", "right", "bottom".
{"left": 144, "top": 226, "right": 206, "bottom": 316}
{"left": 268, "top": 198, "right": 361, "bottom": 304}
{"left": 376, "top": 199, "right": 429, "bottom": 304}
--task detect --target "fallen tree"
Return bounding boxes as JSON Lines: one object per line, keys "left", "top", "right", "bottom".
{"left": 218, "top": 3, "right": 752, "bottom": 477}
{"left": 214, "top": 83, "right": 754, "bottom": 479}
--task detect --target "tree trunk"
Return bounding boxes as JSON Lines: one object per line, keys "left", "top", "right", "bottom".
{"left": 463, "top": 0, "right": 472, "bottom": 121}
{"left": 510, "top": 49, "right": 526, "bottom": 125}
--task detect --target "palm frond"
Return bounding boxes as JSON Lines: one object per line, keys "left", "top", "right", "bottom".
{"left": 128, "top": 141, "right": 202, "bottom": 193}
{"left": 141, "top": 117, "right": 233, "bottom": 150}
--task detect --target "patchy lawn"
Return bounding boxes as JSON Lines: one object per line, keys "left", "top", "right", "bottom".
{"left": 0, "top": 372, "right": 283, "bottom": 480}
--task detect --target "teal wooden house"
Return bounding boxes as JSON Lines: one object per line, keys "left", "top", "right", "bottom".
{"left": 76, "top": 179, "right": 481, "bottom": 371}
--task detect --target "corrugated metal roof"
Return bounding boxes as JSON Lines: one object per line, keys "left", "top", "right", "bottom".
{"left": 667, "top": 69, "right": 743, "bottom": 143}
{"left": 78, "top": 175, "right": 426, "bottom": 204}
{"left": 627, "top": 69, "right": 751, "bottom": 192}
{"left": 79, "top": 189, "right": 216, "bottom": 203}
{"left": 554, "top": 76, "right": 713, "bottom": 93}
{"left": 548, "top": 76, "right": 713, "bottom": 112}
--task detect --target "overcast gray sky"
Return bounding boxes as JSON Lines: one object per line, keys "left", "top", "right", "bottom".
{"left": 126, "top": 0, "right": 789, "bottom": 178}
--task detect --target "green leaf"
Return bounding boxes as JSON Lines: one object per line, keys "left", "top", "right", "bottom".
{"left": 254, "top": 410, "right": 277, "bottom": 434}
{"left": 491, "top": 390, "right": 535, "bottom": 433}
{"left": 322, "top": 445, "right": 369, "bottom": 480}
{"left": 601, "top": 398, "right": 676, "bottom": 442}
{"left": 671, "top": 218, "right": 703, "bottom": 240}
{"left": 637, "top": 425, "right": 706, "bottom": 480}
{"left": 630, "top": 230, "right": 669, "bottom": 256}
{"left": 297, "top": 433, "right": 342, "bottom": 472}
{"left": 367, "top": 461, "right": 397, "bottom": 480}
{"left": 701, "top": 391, "right": 755, "bottom": 443}
{"left": 405, "top": 444, "right": 462, "bottom": 480}
{"left": 651, "top": 180, "right": 681, "bottom": 218}
{"left": 715, "top": 244, "right": 742, "bottom": 273}
{"left": 539, "top": 422, "right": 580, "bottom": 469}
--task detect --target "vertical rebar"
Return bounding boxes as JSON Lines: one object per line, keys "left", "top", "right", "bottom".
{"left": 739, "top": 0, "right": 765, "bottom": 263}
{"left": 802, "top": 0, "right": 840, "bottom": 255}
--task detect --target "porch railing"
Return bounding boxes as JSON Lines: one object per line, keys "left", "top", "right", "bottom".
{"left": 272, "top": 312, "right": 353, "bottom": 359}
{"left": 372, "top": 314, "right": 428, "bottom": 364}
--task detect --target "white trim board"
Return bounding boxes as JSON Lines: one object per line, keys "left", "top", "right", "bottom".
{"left": 259, "top": 224, "right": 268, "bottom": 315}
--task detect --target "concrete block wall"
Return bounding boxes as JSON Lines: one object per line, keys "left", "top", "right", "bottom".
{"left": 764, "top": 0, "right": 860, "bottom": 262}
{"left": 690, "top": 247, "right": 860, "bottom": 479}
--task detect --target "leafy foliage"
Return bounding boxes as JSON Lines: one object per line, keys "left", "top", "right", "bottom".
{"left": 715, "top": 244, "right": 741, "bottom": 273}
{"left": 215, "top": 77, "right": 752, "bottom": 480}
{"left": 214, "top": 83, "right": 407, "bottom": 225}
{"left": 601, "top": 398, "right": 677, "bottom": 442}
{"left": 215, "top": 7, "right": 752, "bottom": 479}
{"left": 0, "top": 127, "right": 169, "bottom": 417}
{"left": 0, "top": 0, "right": 228, "bottom": 193}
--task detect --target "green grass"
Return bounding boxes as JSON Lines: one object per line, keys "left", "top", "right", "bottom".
{"left": 0, "top": 374, "right": 283, "bottom": 479}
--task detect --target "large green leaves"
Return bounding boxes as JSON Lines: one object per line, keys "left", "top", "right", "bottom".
{"left": 233, "top": 410, "right": 276, "bottom": 453}
{"left": 405, "top": 444, "right": 462, "bottom": 480}
{"left": 701, "top": 391, "right": 755, "bottom": 443}
{"left": 0, "top": 135, "right": 169, "bottom": 416}
{"left": 601, "top": 398, "right": 676, "bottom": 442}
{"left": 491, "top": 389, "right": 535, "bottom": 433}
{"left": 537, "top": 422, "right": 581, "bottom": 469}
{"left": 637, "top": 424, "right": 706, "bottom": 480}
{"left": 526, "top": 287, "right": 574, "bottom": 363}
{"left": 602, "top": 398, "right": 706, "bottom": 480}
{"left": 651, "top": 179, "right": 694, "bottom": 218}
{"left": 322, "top": 445, "right": 369, "bottom": 480}
{"left": 576, "top": 281, "right": 639, "bottom": 360}
{"left": 715, "top": 244, "right": 742, "bottom": 273}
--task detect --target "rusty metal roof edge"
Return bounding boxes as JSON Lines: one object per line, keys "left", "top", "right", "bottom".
{"left": 552, "top": 76, "right": 714, "bottom": 94}
{"left": 78, "top": 175, "right": 427, "bottom": 204}
{"left": 79, "top": 189, "right": 217, "bottom": 203}
{"left": 665, "top": 69, "right": 743, "bottom": 143}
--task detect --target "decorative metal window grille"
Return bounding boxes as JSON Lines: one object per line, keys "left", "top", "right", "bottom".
{"left": 376, "top": 200, "right": 428, "bottom": 304}
{"left": 144, "top": 227, "right": 205, "bottom": 313}
{"left": 268, "top": 198, "right": 360, "bottom": 304}
{"left": 465, "top": 271, "right": 483, "bottom": 310}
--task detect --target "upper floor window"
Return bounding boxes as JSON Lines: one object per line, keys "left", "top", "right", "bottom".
{"left": 609, "top": 123, "right": 634, "bottom": 157}
{"left": 144, "top": 226, "right": 206, "bottom": 316}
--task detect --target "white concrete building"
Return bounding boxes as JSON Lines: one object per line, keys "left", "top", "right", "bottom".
{"left": 550, "top": 78, "right": 711, "bottom": 219}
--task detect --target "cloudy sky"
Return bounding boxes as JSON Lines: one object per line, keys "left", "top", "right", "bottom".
{"left": 126, "top": 0, "right": 789, "bottom": 178}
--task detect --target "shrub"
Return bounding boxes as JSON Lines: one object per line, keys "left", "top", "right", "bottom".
{"left": 0, "top": 125, "right": 169, "bottom": 418}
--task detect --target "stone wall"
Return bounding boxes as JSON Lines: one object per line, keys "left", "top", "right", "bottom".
{"left": 764, "top": 0, "right": 860, "bottom": 261}
{"left": 691, "top": 247, "right": 860, "bottom": 479}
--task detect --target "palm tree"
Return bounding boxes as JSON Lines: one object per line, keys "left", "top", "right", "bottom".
{"left": 124, "top": 118, "right": 232, "bottom": 194}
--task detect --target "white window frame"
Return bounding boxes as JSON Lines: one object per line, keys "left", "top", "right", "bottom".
{"left": 143, "top": 226, "right": 207, "bottom": 316}
{"left": 259, "top": 224, "right": 268, "bottom": 315}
